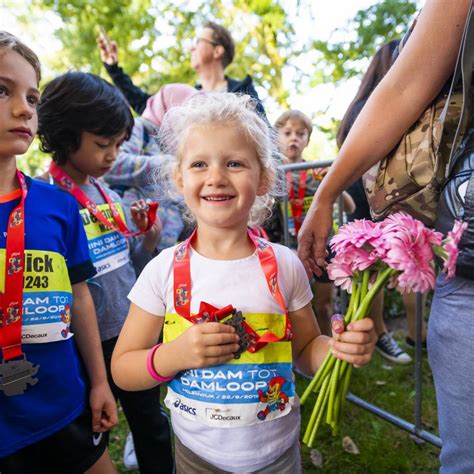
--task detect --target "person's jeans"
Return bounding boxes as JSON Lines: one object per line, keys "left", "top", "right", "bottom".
{"left": 102, "top": 337, "right": 174, "bottom": 474}
{"left": 428, "top": 274, "right": 474, "bottom": 473}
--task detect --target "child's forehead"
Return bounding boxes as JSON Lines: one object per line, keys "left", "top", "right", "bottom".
{"left": 281, "top": 118, "right": 309, "bottom": 131}
{"left": 0, "top": 49, "right": 39, "bottom": 90}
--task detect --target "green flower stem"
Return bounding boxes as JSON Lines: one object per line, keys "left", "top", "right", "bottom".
{"left": 301, "top": 267, "right": 399, "bottom": 445}
{"left": 303, "top": 374, "right": 331, "bottom": 445}
{"left": 332, "top": 363, "right": 352, "bottom": 435}
{"left": 308, "top": 377, "right": 331, "bottom": 447}
{"left": 353, "top": 267, "right": 397, "bottom": 322}
{"left": 341, "top": 363, "right": 353, "bottom": 402}
{"left": 344, "top": 283, "right": 360, "bottom": 325}
{"left": 359, "top": 269, "right": 370, "bottom": 307}
{"left": 332, "top": 361, "right": 349, "bottom": 435}
{"left": 300, "top": 350, "right": 336, "bottom": 405}
{"left": 326, "top": 358, "right": 342, "bottom": 425}
{"left": 433, "top": 244, "right": 448, "bottom": 260}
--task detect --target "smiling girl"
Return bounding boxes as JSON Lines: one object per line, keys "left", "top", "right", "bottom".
{"left": 112, "top": 93, "right": 376, "bottom": 473}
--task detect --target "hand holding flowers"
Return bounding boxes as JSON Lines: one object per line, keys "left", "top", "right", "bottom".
{"left": 300, "top": 212, "right": 467, "bottom": 447}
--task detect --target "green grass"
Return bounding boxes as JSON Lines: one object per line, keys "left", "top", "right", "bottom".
{"left": 299, "top": 346, "right": 439, "bottom": 473}
{"left": 109, "top": 334, "right": 440, "bottom": 473}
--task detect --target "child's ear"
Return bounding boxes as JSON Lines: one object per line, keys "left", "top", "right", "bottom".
{"left": 174, "top": 168, "right": 184, "bottom": 193}
{"left": 257, "top": 169, "right": 272, "bottom": 196}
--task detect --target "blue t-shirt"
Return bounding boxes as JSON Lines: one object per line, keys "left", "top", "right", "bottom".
{"left": 0, "top": 176, "right": 96, "bottom": 458}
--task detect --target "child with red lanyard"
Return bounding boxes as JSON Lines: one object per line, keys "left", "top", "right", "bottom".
{"left": 112, "top": 93, "right": 376, "bottom": 473}
{"left": 36, "top": 72, "right": 173, "bottom": 474}
{"left": 274, "top": 109, "right": 355, "bottom": 336}
{"left": 0, "top": 32, "right": 117, "bottom": 473}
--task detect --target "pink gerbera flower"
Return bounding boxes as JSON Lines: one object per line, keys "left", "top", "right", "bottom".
{"left": 327, "top": 255, "right": 354, "bottom": 293}
{"left": 441, "top": 220, "right": 468, "bottom": 278}
{"left": 330, "top": 219, "right": 383, "bottom": 253}
{"left": 380, "top": 212, "right": 438, "bottom": 293}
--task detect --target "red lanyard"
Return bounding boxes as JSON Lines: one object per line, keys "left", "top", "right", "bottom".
{"left": 0, "top": 170, "right": 28, "bottom": 361}
{"left": 286, "top": 170, "right": 307, "bottom": 235}
{"left": 49, "top": 162, "right": 158, "bottom": 237}
{"left": 173, "top": 230, "right": 293, "bottom": 353}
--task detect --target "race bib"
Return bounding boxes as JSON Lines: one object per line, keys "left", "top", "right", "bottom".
{"left": 1, "top": 249, "right": 74, "bottom": 343}
{"left": 164, "top": 311, "right": 295, "bottom": 427}
{"left": 80, "top": 202, "right": 130, "bottom": 277}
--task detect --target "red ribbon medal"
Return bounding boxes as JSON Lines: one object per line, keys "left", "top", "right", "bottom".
{"left": 0, "top": 171, "right": 40, "bottom": 396}
{"left": 173, "top": 230, "right": 293, "bottom": 355}
{"left": 286, "top": 169, "right": 307, "bottom": 235}
{"left": 49, "top": 162, "right": 159, "bottom": 237}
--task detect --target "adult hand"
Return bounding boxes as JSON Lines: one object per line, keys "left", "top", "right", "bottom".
{"left": 97, "top": 33, "right": 118, "bottom": 65}
{"left": 297, "top": 199, "right": 332, "bottom": 278}
{"left": 312, "top": 167, "right": 328, "bottom": 180}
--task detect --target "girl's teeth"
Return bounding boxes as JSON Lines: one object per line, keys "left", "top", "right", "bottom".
{"left": 205, "top": 196, "right": 231, "bottom": 201}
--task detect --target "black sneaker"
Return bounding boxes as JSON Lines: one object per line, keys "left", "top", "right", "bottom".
{"left": 376, "top": 333, "right": 412, "bottom": 365}
{"left": 405, "top": 336, "right": 427, "bottom": 350}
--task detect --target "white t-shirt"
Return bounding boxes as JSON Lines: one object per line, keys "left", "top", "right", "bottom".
{"left": 129, "top": 242, "right": 313, "bottom": 472}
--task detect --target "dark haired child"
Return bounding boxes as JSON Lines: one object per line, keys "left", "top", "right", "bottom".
{"left": 37, "top": 72, "right": 173, "bottom": 474}
{"left": 274, "top": 110, "right": 355, "bottom": 335}
{"left": 0, "top": 32, "right": 117, "bottom": 473}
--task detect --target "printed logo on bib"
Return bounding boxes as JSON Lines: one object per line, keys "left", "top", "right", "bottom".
{"left": 165, "top": 362, "right": 294, "bottom": 428}
{"left": 1, "top": 249, "right": 73, "bottom": 343}
{"left": 80, "top": 203, "right": 129, "bottom": 277}
{"left": 173, "top": 398, "right": 197, "bottom": 416}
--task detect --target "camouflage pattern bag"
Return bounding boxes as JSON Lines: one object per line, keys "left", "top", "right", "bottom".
{"left": 363, "top": 6, "right": 474, "bottom": 227}
{"left": 363, "top": 91, "right": 464, "bottom": 226}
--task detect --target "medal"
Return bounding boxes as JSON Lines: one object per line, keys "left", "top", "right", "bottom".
{"left": 0, "top": 356, "right": 39, "bottom": 396}
{"left": 173, "top": 229, "right": 292, "bottom": 355}
{"left": 0, "top": 171, "right": 40, "bottom": 396}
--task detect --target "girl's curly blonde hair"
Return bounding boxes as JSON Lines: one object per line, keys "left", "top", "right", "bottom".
{"left": 157, "top": 92, "right": 285, "bottom": 226}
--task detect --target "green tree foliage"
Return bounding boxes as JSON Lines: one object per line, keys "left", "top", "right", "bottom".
{"left": 25, "top": 0, "right": 298, "bottom": 106}
{"left": 10, "top": 0, "right": 421, "bottom": 170}
{"left": 311, "top": 0, "right": 418, "bottom": 85}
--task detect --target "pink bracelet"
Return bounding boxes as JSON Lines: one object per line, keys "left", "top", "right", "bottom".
{"left": 147, "top": 344, "right": 175, "bottom": 383}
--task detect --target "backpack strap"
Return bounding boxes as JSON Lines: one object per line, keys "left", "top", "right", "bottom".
{"left": 447, "top": 5, "right": 474, "bottom": 173}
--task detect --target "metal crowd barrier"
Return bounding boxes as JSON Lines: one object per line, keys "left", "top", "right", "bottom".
{"left": 279, "top": 159, "right": 442, "bottom": 448}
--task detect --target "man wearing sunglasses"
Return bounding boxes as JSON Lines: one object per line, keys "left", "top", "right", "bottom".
{"left": 97, "top": 21, "right": 266, "bottom": 118}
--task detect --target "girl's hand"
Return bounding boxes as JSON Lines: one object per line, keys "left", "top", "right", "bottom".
{"left": 170, "top": 323, "right": 240, "bottom": 372}
{"left": 328, "top": 317, "right": 376, "bottom": 368}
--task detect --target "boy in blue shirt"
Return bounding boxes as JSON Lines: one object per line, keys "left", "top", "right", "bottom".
{"left": 0, "top": 31, "right": 117, "bottom": 473}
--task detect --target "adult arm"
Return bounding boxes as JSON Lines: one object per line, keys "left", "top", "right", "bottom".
{"left": 298, "top": 0, "right": 472, "bottom": 276}
{"left": 97, "top": 34, "right": 151, "bottom": 114}
{"left": 104, "top": 64, "right": 151, "bottom": 115}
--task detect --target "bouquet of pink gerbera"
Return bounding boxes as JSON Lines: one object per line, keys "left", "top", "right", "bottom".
{"left": 300, "top": 212, "right": 467, "bottom": 447}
